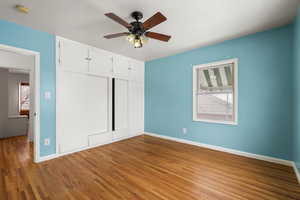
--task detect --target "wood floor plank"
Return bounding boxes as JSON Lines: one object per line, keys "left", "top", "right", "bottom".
{"left": 0, "top": 135, "right": 300, "bottom": 200}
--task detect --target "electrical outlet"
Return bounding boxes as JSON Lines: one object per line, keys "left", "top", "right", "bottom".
{"left": 44, "top": 138, "right": 50, "bottom": 146}
{"left": 182, "top": 128, "right": 187, "bottom": 135}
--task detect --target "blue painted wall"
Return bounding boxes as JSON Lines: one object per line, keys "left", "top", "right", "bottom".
{"left": 294, "top": 8, "right": 300, "bottom": 171}
{"left": 145, "top": 24, "right": 294, "bottom": 160}
{"left": 0, "top": 19, "right": 295, "bottom": 161}
{"left": 0, "top": 20, "right": 56, "bottom": 157}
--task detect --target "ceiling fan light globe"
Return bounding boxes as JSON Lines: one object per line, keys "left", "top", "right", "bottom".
{"left": 126, "top": 34, "right": 135, "bottom": 44}
{"left": 134, "top": 39, "right": 142, "bottom": 48}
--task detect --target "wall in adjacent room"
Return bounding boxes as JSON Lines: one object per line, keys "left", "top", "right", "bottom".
{"left": 145, "top": 24, "right": 294, "bottom": 160}
{"left": 5, "top": 72, "right": 29, "bottom": 138}
{"left": 0, "top": 20, "right": 56, "bottom": 157}
{"left": 8, "top": 72, "right": 29, "bottom": 116}
{"left": 0, "top": 68, "right": 8, "bottom": 139}
{"left": 293, "top": 7, "right": 300, "bottom": 171}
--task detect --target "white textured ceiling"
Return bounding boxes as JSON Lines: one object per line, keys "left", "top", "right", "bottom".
{"left": 0, "top": 0, "right": 299, "bottom": 61}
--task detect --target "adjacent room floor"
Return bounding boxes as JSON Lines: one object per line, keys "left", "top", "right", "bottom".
{"left": 0, "top": 135, "right": 300, "bottom": 200}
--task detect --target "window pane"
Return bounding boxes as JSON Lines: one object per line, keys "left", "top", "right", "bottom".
{"left": 197, "top": 93, "right": 233, "bottom": 121}
{"left": 20, "top": 84, "right": 30, "bottom": 111}
{"left": 194, "top": 62, "right": 236, "bottom": 123}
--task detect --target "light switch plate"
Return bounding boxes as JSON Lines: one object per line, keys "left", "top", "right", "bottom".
{"left": 44, "top": 138, "right": 50, "bottom": 146}
{"left": 45, "top": 91, "right": 51, "bottom": 100}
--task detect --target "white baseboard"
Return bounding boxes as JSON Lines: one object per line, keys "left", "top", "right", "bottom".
{"left": 144, "top": 132, "right": 293, "bottom": 167}
{"left": 292, "top": 162, "right": 300, "bottom": 184}
{"left": 36, "top": 132, "right": 144, "bottom": 163}
{"left": 37, "top": 154, "right": 59, "bottom": 163}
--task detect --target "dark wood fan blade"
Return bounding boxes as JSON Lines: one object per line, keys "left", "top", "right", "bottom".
{"left": 143, "top": 12, "right": 167, "bottom": 30}
{"left": 105, "top": 13, "right": 132, "bottom": 29}
{"left": 104, "top": 32, "right": 130, "bottom": 39}
{"left": 145, "top": 32, "right": 171, "bottom": 42}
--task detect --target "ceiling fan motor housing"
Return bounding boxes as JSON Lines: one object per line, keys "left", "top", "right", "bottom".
{"left": 129, "top": 21, "right": 145, "bottom": 36}
{"left": 129, "top": 11, "right": 145, "bottom": 36}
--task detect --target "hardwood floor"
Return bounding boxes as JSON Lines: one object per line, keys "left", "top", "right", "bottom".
{"left": 0, "top": 135, "right": 300, "bottom": 200}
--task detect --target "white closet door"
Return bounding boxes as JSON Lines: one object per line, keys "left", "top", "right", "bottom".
{"left": 58, "top": 71, "right": 88, "bottom": 153}
{"left": 89, "top": 48, "right": 113, "bottom": 76}
{"left": 128, "top": 82, "right": 136, "bottom": 135}
{"left": 59, "top": 39, "right": 89, "bottom": 73}
{"left": 114, "top": 79, "right": 128, "bottom": 138}
{"left": 85, "top": 75, "right": 109, "bottom": 135}
{"left": 136, "top": 82, "right": 144, "bottom": 131}
{"left": 129, "top": 82, "right": 144, "bottom": 135}
{"left": 129, "top": 60, "right": 144, "bottom": 82}
{"left": 128, "top": 60, "right": 144, "bottom": 135}
{"left": 113, "top": 56, "right": 130, "bottom": 77}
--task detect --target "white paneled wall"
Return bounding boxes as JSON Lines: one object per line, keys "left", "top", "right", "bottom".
{"left": 56, "top": 37, "right": 144, "bottom": 155}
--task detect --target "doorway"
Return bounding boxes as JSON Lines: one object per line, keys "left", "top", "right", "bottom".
{"left": 0, "top": 44, "right": 40, "bottom": 162}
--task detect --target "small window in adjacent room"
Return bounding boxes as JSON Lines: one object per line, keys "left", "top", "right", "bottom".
{"left": 19, "top": 82, "right": 30, "bottom": 116}
{"left": 193, "top": 59, "right": 238, "bottom": 125}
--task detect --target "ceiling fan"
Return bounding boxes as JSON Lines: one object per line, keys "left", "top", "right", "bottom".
{"left": 104, "top": 11, "right": 171, "bottom": 48}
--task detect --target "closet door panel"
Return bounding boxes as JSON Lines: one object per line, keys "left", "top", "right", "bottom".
{"left": 137, "top": 83, "right": 144, "bottom": 131}
{"left": 89, "top": 48, "right": 113, "bottom": 76}
{"left": 114, "top": 79, "right": 128, "bottom": 139}
{"left": 59, "top": 39, "right": 88, "bottom": 73}
{"left": 113, "top": 56, "right": 130, "bottom": 77}
{"left": 115, "top": 79, "right": 128, "bottom": 130}
{"left": 129, "top": 60, "right": 144, "bottom": 82}
{"left": 86, "top": 75, "right": 109, "bottom": 135}
{"left": 58, "top": 71, "right": 88, "bottom": 153}
{"left": 128, "top": 82, "right": 137, "bottom": 135}
{"left": 129, "top": 82, "right": 144, "bottom": 135}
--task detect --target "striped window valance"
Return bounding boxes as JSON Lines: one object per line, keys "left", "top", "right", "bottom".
{"left": 197, "top": 63, "right": 233, "bottom": 93}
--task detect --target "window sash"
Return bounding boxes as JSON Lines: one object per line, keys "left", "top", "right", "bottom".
{"left": 193, "top": 59, "right": 237, "bottom": 125}
{"left": 197, "top": 94, "right": 233, "bottom": 114}
{"left": 19, "top": 82, "right": 30, "bottom": 115}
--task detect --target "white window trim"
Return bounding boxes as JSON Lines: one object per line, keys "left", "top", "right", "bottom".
{"left": 193, "top": 58, "right": 238, "bottom": 125}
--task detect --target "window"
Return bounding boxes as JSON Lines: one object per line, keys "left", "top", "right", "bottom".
{"left": 193, "top": 59, "right": 238, "bottom": 125}
{"left": 19, "top": 82, "right": 30, "bottom": 116}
